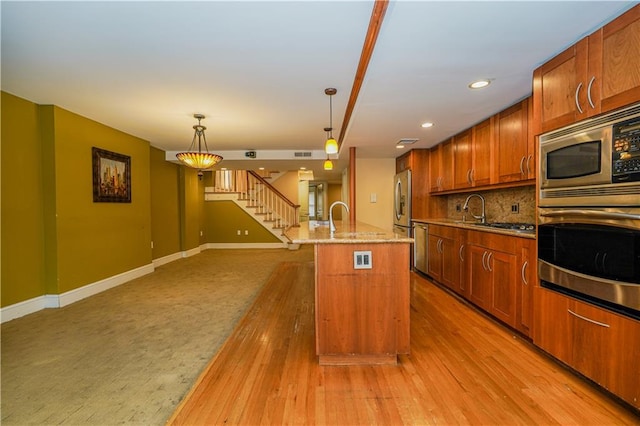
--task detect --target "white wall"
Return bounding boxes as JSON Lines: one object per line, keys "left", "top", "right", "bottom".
{"left": 355, "top": 158, "right": 395, "bottom": 231}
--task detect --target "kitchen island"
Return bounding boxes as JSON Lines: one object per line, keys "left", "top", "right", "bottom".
{"left": 287, "top": 220, "right": 413, "bottom": 365}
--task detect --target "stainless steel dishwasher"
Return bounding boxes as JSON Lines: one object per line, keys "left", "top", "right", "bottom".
{"left": 413, "top": 223, "right": 428, "bottom": 274}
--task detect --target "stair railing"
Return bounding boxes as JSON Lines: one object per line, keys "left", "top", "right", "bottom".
{"left": 212, "top": 170, "right": 300, "bottom": 228}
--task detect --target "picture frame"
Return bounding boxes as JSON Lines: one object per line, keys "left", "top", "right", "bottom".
{"left": 92, "top": 147, "right": 131, "bottom": 203}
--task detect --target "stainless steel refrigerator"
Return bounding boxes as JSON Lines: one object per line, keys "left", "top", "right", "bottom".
{"left": 393, "top": 169, "right": 412, "bottom": 237}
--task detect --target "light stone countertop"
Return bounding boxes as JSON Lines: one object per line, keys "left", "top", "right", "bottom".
{"left": 286, "top": 220, "right": 413, "bottom": 244}
{"left": 412, "top": 218, "right": 536, "bottom": 239}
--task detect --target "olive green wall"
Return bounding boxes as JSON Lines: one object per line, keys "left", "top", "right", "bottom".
{"left": 150, "top": 146, "right": 181, "bottom": 259}
{"left": 179, "top": 168, "right": 203, "bottom": 251}
{"left": 1, "top": 92, "right": 47, "bottom": 306}
{"left": 204, "top": 201, "right": 281, "bottom": 243}
{"left": 45, "top": 106, "right": 152, "bottom": 293}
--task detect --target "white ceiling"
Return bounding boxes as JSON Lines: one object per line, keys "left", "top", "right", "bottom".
{"left": 2, "top": 1, "right": 636, "bottom": 181}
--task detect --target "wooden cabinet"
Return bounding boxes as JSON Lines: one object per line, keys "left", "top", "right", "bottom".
{"left": 454, "top": 120, "right": 493, "bottom": 189}
{"left": 315, "top": 243, "right": 410, "bottom": 365}
{"left": 427, "top": 225, "right": 463, "bottom": 294}
{"left": 466, "top": 230, "right": 520, "bottom": 328}
{"left": 516, "top": 238, "right": 535, "bottom": 336}
{"left": 534, "top": 287, "right": 640, "bottom": 409}
{"left": 495, "top": 99, "right": 532, "bottom": 184}
{"left": 429, "top": 139, "right": 453, "bottom": 193}
{"left": 533, "top": 5, "right": 640, "bottom": 133}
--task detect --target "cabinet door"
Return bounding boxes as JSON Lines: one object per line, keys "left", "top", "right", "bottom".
{"left": 453, "top": 130, "right": 473, "bottom": 190}
{"left": 533, "top": 42, "right": 584, "bottom": 133}
{"left": 495, "top": 100, "right": 529, "bottom": 183}
{"left": 596, "top": 5, "right": 640, "bottom": 115}
{"left": 428, "top": 145, "right": 441, "bottom": 193}
{"left": 467, "top": 244, "right": 491, "bottom": 310}
{"left": 472, "top": 118, "right": 493, "bottom": 186}
{"left": 440, "top": 139, "right": 454, "bottom": 191}
{"left": 607, "top": 310, "right": 640, "bottom": 410}
{"left": 517, "top": 239, "right": 535, "bottom": 336}
{"left": 570, "top": 301, "right": 614, "bottom": 387}
{"left": 440, "top": 236, "right": 459, "bottom": 291}
{"left": 488, "top": 249, "right": 518, "bottom": 328}
{"left": 533, "top": 288, "right": 573, "bottom": 366}
{"left": 427, "top": 234, "right": 442, "bottom": 281}
{"left": 396, "top": 151, "right": 411, "bottom": 173}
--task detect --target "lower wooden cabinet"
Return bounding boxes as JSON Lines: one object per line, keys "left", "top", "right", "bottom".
{"left": 427, "top": 225, "right": 463, "bottom": 295}
{"left": 534, "top": 287, "right": 640, "bottom": 410}
{"left": 425, "top": 225, "right": 534, "bottom": 336}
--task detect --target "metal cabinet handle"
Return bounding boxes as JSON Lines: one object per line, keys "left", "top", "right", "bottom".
{"left": 482, "top": 251, "right": 488, "bottom": 271}
{"left": 587, "top": 76, "right": 596, "bottom": 109}
{"left": 487, "top": 252, "right": 493, "bottom": 272}
{"left": 437, "top": 238, "right": 443, "bottom": 254}
{"left": 526, "top": 155, "right": 532, "bottom": 176}
{"left": 466, "top": 169, "right": 472, "bottom": 184}
{"left": 521, "top": 260, "right": 528, "bottom": 285}
{"left": 470, "top": 169, "right": 475, "bottom": 184}
{"left": 519, "top": 156, "right": 526, "bottom": 176}
{"left": 575, "top": 82, "right": 584, "bottom": 114}
{"left": 568, "top": 309, "right": 610, "bottom": 328}
{"left": 459, "top": 245, "right": 465, "bottom": 262}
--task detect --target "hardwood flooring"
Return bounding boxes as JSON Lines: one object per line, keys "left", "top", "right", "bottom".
{"left": 168, "top": 261, "right": 639, "bottom": 425}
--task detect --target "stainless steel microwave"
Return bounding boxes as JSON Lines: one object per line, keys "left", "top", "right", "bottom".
{"left": 539, "top": 103, "right": 640, "bottom": 207}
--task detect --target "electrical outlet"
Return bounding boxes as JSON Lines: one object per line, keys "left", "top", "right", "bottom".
{"left": 200, "top": 231, "right": 203, "bottom": 237}
{"left": 353, "top": 250, "right": 372, "bottom": 269}
{"left": 456, "top": 204, "right": 461, "bottom": 212}
{"left": 151, "top": 241, "right": 154, "bottom": 249}
{"left": 237, "top": 230, "right": 241, "bottom": 236}
{"left": 511, "top": 203, "right": 520, "bottom": 213}
{"left": 244, "top": 230, "right": 249, "bottom": 236}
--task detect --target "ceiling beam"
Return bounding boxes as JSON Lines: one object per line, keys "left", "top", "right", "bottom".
{"left": 338, "top": 0, "right": 389, "bottom": 147}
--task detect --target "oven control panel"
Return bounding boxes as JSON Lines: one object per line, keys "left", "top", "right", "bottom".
{"left": 613, "top": 116, "right": 640, "bottom": 182}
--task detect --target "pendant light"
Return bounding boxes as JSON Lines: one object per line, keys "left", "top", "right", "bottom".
{"left": 323, "top": 157, "right": 333, "bottom": 170}
{"left": 176, "top": 114, "right": 223, "bottom": 169}
{"left": 324, "top": 88, "right": 339, "bottom": 154}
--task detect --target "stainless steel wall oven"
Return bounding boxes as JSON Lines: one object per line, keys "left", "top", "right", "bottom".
{"left": 538, "top": 104, "right": 640, "bottom": 320}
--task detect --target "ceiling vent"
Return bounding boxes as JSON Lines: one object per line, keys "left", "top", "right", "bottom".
{"left": 294, "top": 151, "right": 313, "bottom": 157}
{"left": 396, "top": 138, "right": 419, "bottom": 145}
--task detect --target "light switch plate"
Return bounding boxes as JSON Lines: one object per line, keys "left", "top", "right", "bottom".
{"left": 353, "top": 250, "right": 372, "bottom": 269}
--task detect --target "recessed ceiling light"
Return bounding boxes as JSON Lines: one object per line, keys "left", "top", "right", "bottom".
{"left": 421, "top": 122, "right": 434, "bottom": 128}
{"left": 259, "top": 167, "right": 265, "bottom": 170}
{"left": 396, "top": 145, "right": 405, "bottom": 149}
{"left": 300, "top": 167, "right": 306, "bottom": 170}
{"left": 468, "top": 79, "right": 491, "bottom": 89}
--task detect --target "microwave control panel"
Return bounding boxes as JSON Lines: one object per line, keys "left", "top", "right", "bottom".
{"left": 612, "top": 116, "right": 640, "bottom": 182}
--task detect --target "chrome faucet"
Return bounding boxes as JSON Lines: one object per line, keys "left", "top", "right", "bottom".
{"left": 329, "top": 201, "right": 350, "bottom": 233}
{"left": 462, "top": 194, "right": 486, "bottom": 224}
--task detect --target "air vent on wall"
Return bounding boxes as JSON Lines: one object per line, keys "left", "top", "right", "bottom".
{"left": 396, "top": 138, "right": 419, "bottom": 145}
{"left": 294, "top": 151, "right": 313, "bottom": 157}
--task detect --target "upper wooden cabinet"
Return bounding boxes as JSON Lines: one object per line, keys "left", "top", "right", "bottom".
{"left": 495, "top": 99, "right": 533, "bottom": 184}
{"left": 429, "top": 139, "right": 453, "bottom": 193}
{"left": 453, "top": 123, "right": 492, "bottom": 189}
{"left": 533, "top": 4, "right": 640, "bottom": 133}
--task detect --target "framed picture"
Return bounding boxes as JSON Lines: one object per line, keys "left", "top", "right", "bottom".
{"left": 92, "top": 147, "right": 131, "bottom": 203}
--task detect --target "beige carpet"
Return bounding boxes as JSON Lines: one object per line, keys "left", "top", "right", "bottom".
{"left": 1, "top": 246, "right": 314, "bottom": 425}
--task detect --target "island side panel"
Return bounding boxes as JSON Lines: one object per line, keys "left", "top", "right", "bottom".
{"left": 315, "top": 243, "right": 410, "bottom": 358}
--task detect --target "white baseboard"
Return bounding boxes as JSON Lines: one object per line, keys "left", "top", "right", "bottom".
{"left": 204, "top": 242, "right": 288, "bottom": 249}
{"left": 182, "top": 247, "right": 202, "bottom": 258}
{"left": 153, "top": 252, "right": 183, "bottom": 267}
{"left": 1, "top": 262, "right": 154, "bottom": 324}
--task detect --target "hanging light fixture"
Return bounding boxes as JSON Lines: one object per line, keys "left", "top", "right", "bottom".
{"left": 324, "top": 88, "right": 339, "bottom": 154}
{"left": 323, "top": 157, "right": 333, "bottom": 170}
{"left": 176, "top": 114, "right": 223, "bottom": 170}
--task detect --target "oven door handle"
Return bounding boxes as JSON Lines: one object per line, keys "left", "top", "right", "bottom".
{"left": 540, "top": 210, "right": 640, "bottom": 221}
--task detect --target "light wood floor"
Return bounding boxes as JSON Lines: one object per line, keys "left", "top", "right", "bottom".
{"left": 169, "top": 261, "right": 640, "bottom": 425}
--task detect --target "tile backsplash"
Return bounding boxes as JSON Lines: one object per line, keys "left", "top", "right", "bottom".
{"left": 446, "top": 186, "right": 536, "bottom": 224}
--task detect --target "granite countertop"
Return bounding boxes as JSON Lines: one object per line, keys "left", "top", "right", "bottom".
{"left": 286, "top": 220, "right": 414, "bottom": 244}
{"left": 412, "top": 218, "right": 536, "bottom": 239}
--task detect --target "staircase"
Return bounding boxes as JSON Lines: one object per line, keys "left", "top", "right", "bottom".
{"left": 205, "top": 170, "right": 300, "bottom": 247}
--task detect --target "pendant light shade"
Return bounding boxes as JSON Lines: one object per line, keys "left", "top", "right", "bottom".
{"left": 324, "top": 137, "right": 338, "bottom": 155}
{"left": 323, "top": 158, "right": 334, "bottom": 170}
{"left": 176, "top": 114, "right": 223, "bottom": 169}
{"left": 324, "top": 88, "right": 339, "bottom": 154}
